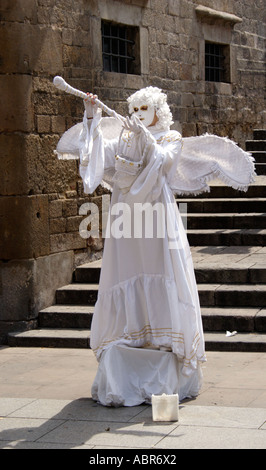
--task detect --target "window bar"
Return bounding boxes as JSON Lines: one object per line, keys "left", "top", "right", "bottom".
{"left": 205, "top": 43, "right": 225, "bottom": 82}
{"left": 102, "top": 22, "right": 135, "bottom": 74}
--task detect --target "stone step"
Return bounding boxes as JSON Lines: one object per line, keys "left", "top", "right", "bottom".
{"left": 251, "top": 151, "right": 266, "bottom": 163}
{"left": 185, "top": 213, "right": 266, "bottom": 230}
{"left": 204, "top": 332, "right": 266, "bottom": 352}
{"left": 39, "top": 305, "right": 94, "bottom": 328}
{"left": 246, "top": 140, "right": 266, "bottom": 152}
{"left": 255, "top": 164, "right": 266, "bottom": 175}
{"left": 54, "top": 282, "right": 266, "bottom": 308}
{"left": 183, "top": 182, "right": 266, "bottom": 199}
{"left": 195, "top": 265, "right": 266, "bottom": 284}
{"left": 176, "top": 198, "right": 266, "bottom": 213}
{"left": 198, "top": 284, "right": 266, "bottom": 307}
{"left": 7, "top": 328, "right": 266, "bottom": 352}
{"left": 253, "top": 129, "right": 266, "bottom": 140}
{"left": 74, "top": 264, "right": 266, "bottom": 285}
{"left": 56, "top": 283, "right": 99, "bottom": 305}
{"left": 201, "top": 307, "right": 265, "bottom": 332}
{"left": 74, "top": 260, "right": 101, "bottom": 283}
{"left": 187, "top": 228, "right": 266, "bottom": 246}
{"left": 8, "top": 328, "right": 90, "bottom": 348}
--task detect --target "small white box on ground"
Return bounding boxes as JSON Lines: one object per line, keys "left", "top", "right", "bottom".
{"left": 152, "top": 393, "right": 179, "bottom": 422}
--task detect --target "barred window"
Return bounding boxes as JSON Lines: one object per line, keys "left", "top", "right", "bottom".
{"left": 101, "top": 20, "right": 140, "bottom": 75}
{"left": 205, "top": 42, "right": 230, "bottom": 83}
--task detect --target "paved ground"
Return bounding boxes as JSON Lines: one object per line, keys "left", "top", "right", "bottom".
{"left": 0, "top": 346, "right": 265, "bottom": 449}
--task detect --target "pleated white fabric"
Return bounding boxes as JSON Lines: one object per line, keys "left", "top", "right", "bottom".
{"left": 55, "top": 111, "right": 255, "bottom": 406}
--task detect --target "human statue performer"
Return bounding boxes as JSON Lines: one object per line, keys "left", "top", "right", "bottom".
{"left": 54, "top": 79, "right": 256, "bottom": 407}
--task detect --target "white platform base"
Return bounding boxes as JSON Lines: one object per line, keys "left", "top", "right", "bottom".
{"left": 91, "top": 344, "right": 203, "bottom": 407}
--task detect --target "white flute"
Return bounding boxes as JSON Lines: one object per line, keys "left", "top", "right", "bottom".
{"left": 53, "top": 76, "right": 126, "bottom": 124}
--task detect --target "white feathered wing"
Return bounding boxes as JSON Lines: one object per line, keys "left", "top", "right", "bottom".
{"left": 169, "top": 134, "right": 256, "bottom": 195}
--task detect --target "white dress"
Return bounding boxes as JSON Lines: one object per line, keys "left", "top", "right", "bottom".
{"left": 56, "top": 108, "right": 255, "bottom": 406}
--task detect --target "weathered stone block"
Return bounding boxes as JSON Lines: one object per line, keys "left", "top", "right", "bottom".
{"left": 50, "top": 232, "right": 86, "bottom": 253}
{"left": 66, "top": 216, "right": 83, "bottom": 232}
{"left": 182, "top": 122, "right": 197, "bottom": 137}
{"left": 0, "top": 195, "right": 50, "bottom": 259}
{"left": 37, "top": 115, "right": 51, "bottom": 133}
{"left": 49, "top": 199, "right": 63, "bottom": 218}
{"left": 63, "top": 45, "right": 92, "bottom": 68}
{"left": 168, "top": 0, "right": 180, "bottom": 17}
{"left": 0, "top": 132, "right": 72, "bottom": 197}
{"left": 0, "top": 259, "right": 35, "bottom": 321}
{"left": 181, "top": 93, "right": 194, "bottom": 107}
{"left": 0, "top": 0, "right": 37, "bottom": 23}
{"left": 32, "top": 251, "right": 74, "bottom": 314}
{"left": 51, "top": 115, "right": 66, "bottom": 133}
{"left": 66, "top": 190, "right": 78, "bottom": 199}
{"left": 0, "top": 251, "right": 74, "bottom": 324}
{"left": 62, "top": 199, "right": 78, "bottom": 217}
{"left": 50, "top": 217, "right": 67, "bottom": 234}
{"left": 0, "top": 134, "right": 28, "bottom": 196}
{"left": 180, "top": 63, "right": 193, "bottom": 81}
{"left": 0, "top": 75, "right": 34, "bottom": 132}
{"left": 167, "top": 61, "right": 180, "bottom": 80}
{"left": 39, "top": 135, "right": 79, "bottom": 195}
{"left": 0, "top": 23, "right": 63, "bottom": 75}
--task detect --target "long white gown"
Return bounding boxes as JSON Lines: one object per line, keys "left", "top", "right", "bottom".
{"left": 56, "top": 107, "right": 255, "bottom": 406}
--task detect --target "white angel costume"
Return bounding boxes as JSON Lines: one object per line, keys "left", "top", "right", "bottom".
{"left": 55, "top": 87, "right": 255, "bottom": 407}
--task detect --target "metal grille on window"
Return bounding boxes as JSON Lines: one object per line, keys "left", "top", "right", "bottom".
{"left": 205, "top": 43, "right": 226, "bottom": 82}
{"left": 102, "top": 21, "right": 135, "bottom": 74}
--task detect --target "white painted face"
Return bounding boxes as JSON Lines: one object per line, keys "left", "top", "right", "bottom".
{"left": 132, "top": 102, "right": 156, "bottom": 128}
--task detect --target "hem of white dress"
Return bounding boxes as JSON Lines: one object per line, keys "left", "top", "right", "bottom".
{"left": 91, "top": 273, "right": 206, "bottom": 375}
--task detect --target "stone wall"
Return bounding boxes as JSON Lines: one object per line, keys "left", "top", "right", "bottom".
{"left": 0, "top": 0, "right": 104, "bottom": 342}
{"left": 89, "top": 0, "right": 265, "bottom": 145}
{"left": 0, "top": 0, "right": 265, "bottom": 342}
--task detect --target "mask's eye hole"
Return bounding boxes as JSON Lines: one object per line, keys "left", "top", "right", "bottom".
{"left": 133, "top": 107, "right": 139, "bottom": 112}
{"left": 140, "top": 105, "right": 148, "bottom": 111}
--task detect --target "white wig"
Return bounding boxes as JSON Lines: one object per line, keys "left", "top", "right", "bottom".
{"left": 127, "top": 86, "right": 173, "bottom": 131}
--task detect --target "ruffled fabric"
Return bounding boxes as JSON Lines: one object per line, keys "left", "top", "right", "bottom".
{"left": 91, "top": 272, "right": 205, "bottom": 375}
{"left": 170, "top": 133, "right": 256, "bottom": 195}
{"left": 91, "top": 345, "right": 203, "bottom": 406}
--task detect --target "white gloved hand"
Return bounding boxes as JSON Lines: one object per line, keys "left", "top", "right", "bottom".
{"left": 123, "top": 115, "right": 146, "bottom": 135}
{"left": 84, "top": 93, "right": 98, "bottom": 118}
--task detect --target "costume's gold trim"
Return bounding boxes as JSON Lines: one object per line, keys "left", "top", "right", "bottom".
{"left": 93, "top": 326, "right": 203, "bottom": 368}
{"left": 156, "top": 133, "right": 182, "bottom": 145}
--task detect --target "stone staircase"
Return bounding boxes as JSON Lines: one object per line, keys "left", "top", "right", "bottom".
{"left": 8, "top": 131, "right": 266, "bottom": 353}
{"left": 246, "top": 129, "right": 266, "bottom": 175}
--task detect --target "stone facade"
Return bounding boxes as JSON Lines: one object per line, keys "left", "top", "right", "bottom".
{"left": 0, "top": 0, "right": 265, "bottom": 342}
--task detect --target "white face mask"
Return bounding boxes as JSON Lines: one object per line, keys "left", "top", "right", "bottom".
{"left": 132, "top": 102, "right": 156, "bottom": 128}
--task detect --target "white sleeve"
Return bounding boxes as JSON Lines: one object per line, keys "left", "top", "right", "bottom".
{"left": 79, "top": 110, "right": 118, "bottom": 194}
{"left": 55, "top": 109, "right": 120, "bottom": 194}
{"left": 123, "top": 131, "right": 183, "bottom": 203}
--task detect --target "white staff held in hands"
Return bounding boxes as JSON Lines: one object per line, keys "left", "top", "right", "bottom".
{"left": 53, "top": 75, "right": 127, "bottom": 125}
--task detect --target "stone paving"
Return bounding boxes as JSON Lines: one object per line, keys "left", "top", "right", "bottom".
{"left": 0, "top": 346, "right": 265, "bottom": 449}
